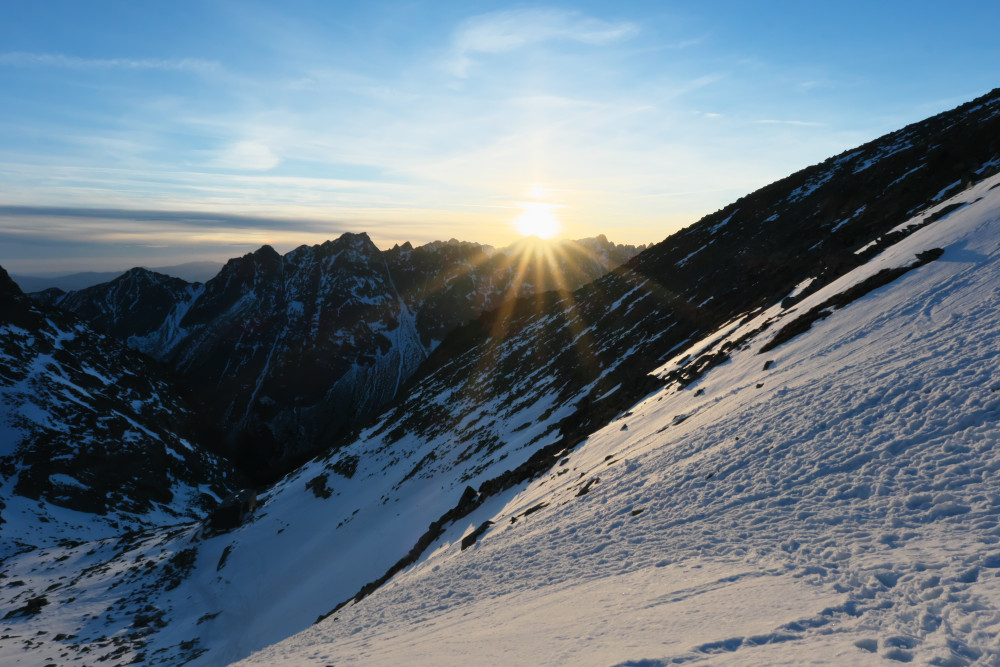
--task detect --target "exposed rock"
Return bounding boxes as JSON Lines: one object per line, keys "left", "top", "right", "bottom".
{"left": 206, "top": 489, "right": 258, "bottom": 534}
{"left": 49, "top": 234, "right": 643, "bottom": 481}
{"left": 0, "top": 273, "right": 235, "bottom": 552}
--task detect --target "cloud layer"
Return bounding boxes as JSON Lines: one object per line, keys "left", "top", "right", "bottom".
{"left": 2, "top": 2, "right": 997, "bottom": 272}
{"left": 449, "top": 8, "right": 637, "bottom": 76}
{"left": 0, "top": 52, "right": 221, "bottom": 72}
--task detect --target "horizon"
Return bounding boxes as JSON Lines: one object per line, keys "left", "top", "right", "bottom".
{"left": 3, "top": 1, "right": 1000, "bottom": 273}
{"left": 6, "top": 230, "right": 642, "bottom": 279}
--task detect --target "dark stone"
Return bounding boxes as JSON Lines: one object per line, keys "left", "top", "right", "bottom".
{"left": 456, "top": 485, "right": 479, "bottom": 512}
{"left": 521, "top": 502, "right": 548, "bottom": 517}
{"left": 206, "top": 489, "right": 257, "bottom": 533}
{"left": 331, "top": 455, "right": 359, "bottom": 479}
{"left": 915, "top": 247, "right": 945, "bottom": 263}
{"left": 306, "top": 473, "right": 333, "bottom": 499}
{"left": 4, "top": 595, "right": 48, "bottom": 619}
{"left": 460, "top": 520, "right": 494, "bottom": 551}
{"left": 761, "top": 249, "right": 946, "bottom": 354}
{"left": 216, "top": 545, "right": 232, "bottom": 571}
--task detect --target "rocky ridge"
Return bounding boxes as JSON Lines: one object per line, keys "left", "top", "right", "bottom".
{"left": 44, "top": 234, "right": 644, "bottom": 479}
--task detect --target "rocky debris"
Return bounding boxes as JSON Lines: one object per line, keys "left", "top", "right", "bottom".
{"left": 0, "top": 271, "right": 235, "bottom": 549}
{"left": 761, "top": 249, "right": 946, "bottom": 353}
{"left": 3, "top": 594, "right": 48, "bottom": 619}
{"left": 206, "top": 489, "right": 258, "bottom": 534}
{"left": 331, "top": 455, "right": 360, "bottom": 479}
{"left": 305, "top": 473, "right": 333, "bottom": 499}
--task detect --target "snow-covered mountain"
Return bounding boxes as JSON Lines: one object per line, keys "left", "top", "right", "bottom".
{"left": 245, "top": 175, "right": 1000, "bottom": 665}
{"left": 42, "top": 234, "right": 644, "bottom": 479}
{"left": 11, "top": 261, "right": 223, "bottom": 294}
{"left": 0, "top": 266, "right": 235, "bottom": 558}
{"left": 2, "top": 89, "right": 1000, "bottom": 666}
{"left": 52, "top": 268, "right": 199, "bottom": 348}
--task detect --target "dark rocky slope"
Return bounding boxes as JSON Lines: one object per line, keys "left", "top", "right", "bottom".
{"left": 0, "top": 266, "right": 235, "bottom": 555}
{"left": 45, "top": 234, "right": 643, "bottom": 481}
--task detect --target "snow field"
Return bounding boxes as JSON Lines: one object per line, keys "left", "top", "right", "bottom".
{"left": 238, "top": 176, "right": 1000, "bottom": 665}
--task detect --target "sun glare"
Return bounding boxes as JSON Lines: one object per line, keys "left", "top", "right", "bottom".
{"left": 514, "top": 202, "right": 560, "bottom": 239}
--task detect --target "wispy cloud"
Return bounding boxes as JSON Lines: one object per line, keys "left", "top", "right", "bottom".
{"left": 755, "top": 119, "right": 827, "bottom": 127}
{"left": 0, "top": 205, "right": 325, "bottom": 231}
{"left": 449, "top": 8, "right": 638, "bottom": 77}
{"left": 0, "top": 52, "right": 221, "bottom": 73}
{"left": 209, "top": 140, "right": 282, "bottom": 171}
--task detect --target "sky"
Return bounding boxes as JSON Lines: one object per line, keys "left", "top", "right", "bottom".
{"left": 1, "top": 1, "right": 999, "bottom": 274}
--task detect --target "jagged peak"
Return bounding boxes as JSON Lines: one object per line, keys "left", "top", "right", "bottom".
{"left": 114, "top": 266, "right": 193, "bottom": 289}
{"left": 119, "top": 266, "right": 163, "bottom": 283}
{"left": 567, "top": 234, "right": 614, "bottom": 248}
{"left": 338, "top": 230, "right": 375, "bottom": 246}
{"left": 324, "top": 232, "right": 381, "bottom": 260}
{"left": 0, "top": 265, "right": 24, "bottom": 303}
{"left": 253, "top": 244, "right": 280, "bottom": 259}
{"left": 411, "top": 238, "right": 495, "bottom": 258}
{"left": 208, "top": 245, "right": 282, "bottom": 284}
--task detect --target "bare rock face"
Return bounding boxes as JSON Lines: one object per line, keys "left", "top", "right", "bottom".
{"left": 0, "top": 266, "right": 22, "bottom": 304}
{"left": 167, "top": 234, "right": 426, "bottom": 476}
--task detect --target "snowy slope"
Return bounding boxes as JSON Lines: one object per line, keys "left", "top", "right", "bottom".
{"left": 0, "top": 269, "right": 234, "bottom": 558}
{"left": 4, "top": 91, "right": 1000, "bottom": 666}
{"left": 235, "top": 171, "right": 1000, "bottom": 665}
{"left": 3, "top": 170, "right": 997, "bottom": 667}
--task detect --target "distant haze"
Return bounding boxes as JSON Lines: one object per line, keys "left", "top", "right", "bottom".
{"left": 11, "top": 261, "right": 224, "bottom": 292}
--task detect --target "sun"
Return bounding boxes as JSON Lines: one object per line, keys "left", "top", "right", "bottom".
{"left": 514, "top": 202, "right": 560, "bottom": 239}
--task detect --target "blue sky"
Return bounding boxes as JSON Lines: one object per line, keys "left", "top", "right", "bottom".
{"left": 2, "top": 1, "right": 999, "bottom": 273}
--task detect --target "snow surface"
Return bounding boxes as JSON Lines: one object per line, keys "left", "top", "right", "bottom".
{"left": 235, "top": 174, "right": 1000, "bottom": 665}
{"left": 5, "top": 177, "right": 1000, "bottom": 666}
{"left": 0, "top": 312, "right": 229, "bottom": 558}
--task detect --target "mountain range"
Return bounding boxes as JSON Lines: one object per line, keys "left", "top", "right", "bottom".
{"left": 10, "top": 261, "right": 224, "bottom": 294}
{"left": 0, "top": 88, "right": 999, "bottom": 665}
{"left": 34, "top": 235, "right": 644, "bottom": 480}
